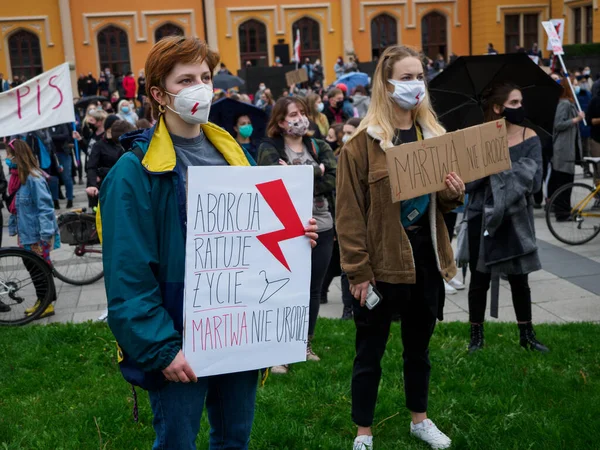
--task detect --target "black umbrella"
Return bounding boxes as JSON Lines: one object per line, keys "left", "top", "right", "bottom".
{"left": 213, "top": 73, "right": 245, "bottom": 91}
{"left": 209, "top": 98, "right": 268, "bottom": 140}
{"left": 75, "top": 95, "right": 108, "bottom": 110}
{"left": 429, "top": 54, "right": 562, "bottom": 137}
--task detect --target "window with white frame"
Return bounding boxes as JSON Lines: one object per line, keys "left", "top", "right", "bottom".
{"left": 571, "top": 3, "right": 593, "bottom": 44}
{"left": 504, "top": 13, "right": 540, "bottom": 52}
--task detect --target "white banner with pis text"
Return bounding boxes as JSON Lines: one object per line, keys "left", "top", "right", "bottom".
{"left": 183, "top": 166, "right": 313, "bottom": 377}
{"left": 0, "top": 63, "right": 75, "bottom": 138}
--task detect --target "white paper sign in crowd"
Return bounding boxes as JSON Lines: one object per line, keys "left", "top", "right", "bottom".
{"left": 183, "top": 166, "right": 314, "bottom": 377}
{"left": 0, "top": 63, "right": 75, "bottom": 138}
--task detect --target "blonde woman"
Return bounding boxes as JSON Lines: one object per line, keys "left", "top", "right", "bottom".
{"left": 336, "top": 45, "right": 465, "bottom": 450}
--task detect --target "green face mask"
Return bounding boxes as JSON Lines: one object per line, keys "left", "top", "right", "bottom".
{"left": 238, "top": 124, "right": 253, "bottom": 138}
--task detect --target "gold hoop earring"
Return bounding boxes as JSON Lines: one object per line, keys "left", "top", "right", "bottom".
{"left": 158, "top": 104, "right": 166, "bottom": 114}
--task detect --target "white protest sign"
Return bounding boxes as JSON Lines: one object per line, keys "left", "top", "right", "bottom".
{"left": 546, "top": 19, "right": 565, "bottom": 51}
{"left": 542, "top": 21, "right": 564, "bottom": 55}
{"left": 183, "top": 166, "right": 314, "bottom": 377}
{"left": 0, "top": 63, "right": 75, "bottom": 138}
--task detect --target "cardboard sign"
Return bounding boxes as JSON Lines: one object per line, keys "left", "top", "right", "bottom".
{"left": 183, "top": 166, "right": 313, "bottom": 377}
{"left": 545, "top": 19, "right": 565, "bottom": 52}
{"left": 285, "top": 68, "right": 309, "bottom": 86}
{"left": 0, "top": 63, "right": 75, "bottom": 138}
{"left": 542, "top": 21, "right": 564, "bottom": 55}
{"left": 386, "top": 120, "right": 511, "bottom": 201}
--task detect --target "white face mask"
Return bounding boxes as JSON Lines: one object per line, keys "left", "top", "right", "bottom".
{"left": 342, "top": 134, "right": 350, "bottom": 144}
{"left": 388, "top": 79, "right": 427, "bottom": 111}
{"left": 165, "top": 83, "right": 214, "bottom": 124}
{"left": 317, "top": 102, "right": 324, "bottom": 113}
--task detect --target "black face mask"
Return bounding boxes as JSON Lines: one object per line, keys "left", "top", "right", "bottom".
{"left": 503, "top": 106, "right": 526, "bottom": 125}
{"left": 326, "top": 139, "right": 339, "bottom": 152}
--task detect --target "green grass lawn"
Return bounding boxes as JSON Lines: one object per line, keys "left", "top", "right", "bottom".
{"left": 0, "top": 320, "right": 599, "bottom": 449}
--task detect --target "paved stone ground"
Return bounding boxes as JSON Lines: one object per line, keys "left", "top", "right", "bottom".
{"left": 2, "top": 164, "right": 599, "bottom": 325}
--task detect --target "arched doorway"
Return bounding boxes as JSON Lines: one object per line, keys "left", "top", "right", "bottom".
{"left": 238, "top": 19, "right": 268, "bottom": 67}
{"left": 371, "top": 14, "right": 398, "bottom": 60}
{"left": 292, "top": 17, "right": 321, "bottom": 63}
{"left": 97, "top": 25, "right": 131, "bottom": 75}
{"left": 9, "top": 30, "right": 43, "bottom": 80}
{"left": 421, "top": 12, "right": 447, "bottom": 60}
{"left": 154, "top": 23, "right": 184, "bottom": 42}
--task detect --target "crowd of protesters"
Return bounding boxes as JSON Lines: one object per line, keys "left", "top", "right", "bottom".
{"left": 2, "top": 34, "right": 600, "bottom": 450}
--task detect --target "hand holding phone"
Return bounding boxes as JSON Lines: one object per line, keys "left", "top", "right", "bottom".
{"left": 365, "top": 283, "right": 382, "bottom": 310}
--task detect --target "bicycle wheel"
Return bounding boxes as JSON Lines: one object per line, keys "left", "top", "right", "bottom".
{"left": 0, "top": 248, "right": 55, "bottom": 326}
{"left": 546, "top": 182, "right": 600, "bottom": 245}
{"left": 53, "top": 213, "right": 104, "bottom": 286}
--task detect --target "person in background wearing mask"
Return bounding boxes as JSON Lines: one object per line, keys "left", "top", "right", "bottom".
{"left": 306, "top": 93, "right": 329, "bottom": 137}
{"left": 486, "top": 43, "right": 498, "bottom": 55}
{"left": 100, "top": 36, "right": 318, "bottom": 449}
{"left": 232, "top": 113, "right": 258, "bottom": 161}
{"left": 273, "top": 57, "right": 283, "bottom": 67}
{"left": 85, "top": 72, "right": 98, "bottom": 96}
{"left": 527, "top": 43, "right": 542, "bottom": 64}
{"left": 261, "top": 89, "right": 275, "bottom": 117}
{"left": 342, "top": 118, "right": 362, "bottom": 145}
{"left": 117, "top": 99, "right": 139, "bottom": 125}
{"left": 334, "top": 56, "right": 345, "bottom": 80}
{"left": 312, "top": 59, "right": 324, "bottom": 87}
{"left": 324, "top": 88, "right": 350, "bottom": 126}
{"left": 86, "top": 119, "right": 135, "bottom": 207}
{"left": 352, "top": 86, "right": 371, "bottom": 118}
{"left": 102, "top": 101, "right": 114, "bottom": 115}
{"left": 575, "top": 74, "right": 593, "bottom": 177}
{"left": 548, "top": 76, "right": 586, "bottom": 221}
{"left": 550, "top": 72, "right": 562, "bottom": 83}
{"left": 580, "top": 66, "right": 593, "bottom": 92}
{"left": 335, "top": 83, "right": 357, "bottom": 119}
{"left": 257, "top": 96, "right": 337, "bottom": 373}
{"left": 302, "top": 57, "right": 314, "bottom": 84}
{"left": 123, "top": 71, "right": 137, "bottom": 101}
{"left": 326, "top": 123, "right": 344, "bottom": 155}
{"left": 254, "top": 83, "right": 267, "bottom": 107}
{"left": 336, "top": 45, "right": 464, "bottom": 450}
{"left": 98, "top": 74, "right": 109, "bottom": 98}
{"left": 466, "top": 83, "right": 548, "bottom": 354}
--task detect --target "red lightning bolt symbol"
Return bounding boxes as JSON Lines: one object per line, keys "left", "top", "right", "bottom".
{"left": 496, "top": 122, "right": 503, "bottom": 130}
{"left": 255, "top": 179, "right": 305, "bottom": 272}
{"left": 190, "top": 102, "right": 200, "bottom": 115}
{"left": 415, "top": 92, "right": 421, "bottom": 102}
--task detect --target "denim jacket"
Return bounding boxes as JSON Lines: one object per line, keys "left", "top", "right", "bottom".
{"left": 12, "top": 172, "right": 59, "bottom": 245}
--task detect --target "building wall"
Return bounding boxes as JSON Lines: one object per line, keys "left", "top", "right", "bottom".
{"left": 213, "top": 0, "right": 345, "bottom": 84}
{"left": 0, "top": 0, "right": 65, "bottom": 78}
{"left": 350, "top": 0, "right": 470, "bottom": 63}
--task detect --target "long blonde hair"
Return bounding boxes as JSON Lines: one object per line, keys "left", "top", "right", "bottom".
{"left": 354, "top": 45, "right": 445, "bottom": 144}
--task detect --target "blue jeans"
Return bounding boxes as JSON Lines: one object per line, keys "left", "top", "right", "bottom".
{"left": 56, "top": 152, "right": 73, "bottom": 200}
{"left": 148, "top": 370, "right": 258, "bottom": 450}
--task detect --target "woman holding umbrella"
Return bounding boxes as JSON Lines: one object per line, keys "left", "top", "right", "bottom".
{"left": 336, "top": 45, "right": 464, "bottom": 450}
{"left": 466, "top": 83, "right": 549, "bottom": 354}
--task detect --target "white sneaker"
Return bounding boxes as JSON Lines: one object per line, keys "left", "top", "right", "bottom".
{"left": 448, "top": 276, "right": 465, "bottom": 290}
{"left": 353, "top": 435, "right": 373, "bottom": 450}
{"left": 410, "top": 419, "right": 451, "bottom": 449}
{"left": 444, "top": 281, "right": 457, "bottom": 295}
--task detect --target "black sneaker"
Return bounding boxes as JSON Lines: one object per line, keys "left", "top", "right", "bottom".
{"left": 67, "top": 200, "right": 73, "bottom": 209}
{"left": 54, "top": 200, "right": 60, "bottom": 210}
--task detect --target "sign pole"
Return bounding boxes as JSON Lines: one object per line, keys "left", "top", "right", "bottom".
{"left": 557, "top": 54, "right": 587, "bottom": 126}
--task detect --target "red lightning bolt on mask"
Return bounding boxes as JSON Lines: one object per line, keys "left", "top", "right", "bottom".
{"left": 255, "top": 179, "right": 305, "bottom": 271}
{"left": 190, "top": 102, "right": 200, "bottom": 115}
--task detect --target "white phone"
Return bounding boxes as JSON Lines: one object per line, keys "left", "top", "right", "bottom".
{"left": 365, "top": 283, "right": 382, "bottom": 310}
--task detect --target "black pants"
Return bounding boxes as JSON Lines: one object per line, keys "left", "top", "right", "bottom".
{"left": 467, "top": 214, "right": 532, "bottom": 323}
{"left": 308, "top": 228, "right": 335, "bottom": 337}
{"left": 320, "top": 237, "right": 341, "bottom": 302}
{"left": 443, "top": 212, "right": 458, "bottom": 243}
{"left": 340, "top": 273, "right": 353, "bottom": 309}
{"left": 351, "top": 230, "right": 442, "bottom": 426}
{"left": 547, "top": 169, "right": 574, "bottom": 219}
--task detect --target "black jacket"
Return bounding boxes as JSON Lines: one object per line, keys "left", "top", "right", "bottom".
{"left": 25, "top": 130, "right": 61, "bottom": 174}
{"left": 87, "top": 138, "right": 124, "bottom": 188}
{"left": 323, "top": 103, "right": 349, "bottom": 126}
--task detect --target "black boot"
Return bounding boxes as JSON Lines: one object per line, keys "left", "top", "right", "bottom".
{"left": 67, "top": 199, "right": 73, "bottom": 209}
{"left": 518, "top": 322, "right": 549, "bottom": 353}
{"left": 53, "top": 200, "right": 60, "bottom": 210}
{"left": 341, "top": 306, "right": 353, "bottom": 320}
{"left": 468, "top": 323, "right": 484, "bottom": 353}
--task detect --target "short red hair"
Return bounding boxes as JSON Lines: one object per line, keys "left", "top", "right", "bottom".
{"left": 559, "top": 77, "right": 576, "bottom": 104}
{"left": 145, "top": 36, "right": 220, "bottom": 118}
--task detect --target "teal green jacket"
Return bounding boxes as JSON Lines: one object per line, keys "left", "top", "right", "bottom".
{"left": 99, "top": 116, "right": 255, "bottom": 388}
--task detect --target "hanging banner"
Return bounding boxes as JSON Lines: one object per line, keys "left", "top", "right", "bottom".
{"left": 0, "top": 63, "right": 74, "bottom": 138}
{"left": 545, "top": 19, "right": 565, "bottom": 52}
{"left": 386, "top": 120, "right": 511, "bottom": 201}
{"left": 183, "top": 166, "right": 313, "bottom": 377}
